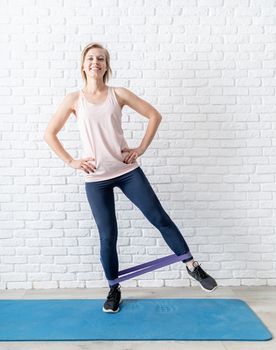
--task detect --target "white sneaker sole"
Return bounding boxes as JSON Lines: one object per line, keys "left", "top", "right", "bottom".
{"left": 200, "top": 284, "right": 218, "bottom": 293}
{"left": 102, "top": 299, "right": 123, "bottom": 313}
{"left": 189, "top": 275, "right": 218, "bottom": 293}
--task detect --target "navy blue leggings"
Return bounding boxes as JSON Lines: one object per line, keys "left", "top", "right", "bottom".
{"left": 85, "top": 166, "right": 193, "bottom": 285}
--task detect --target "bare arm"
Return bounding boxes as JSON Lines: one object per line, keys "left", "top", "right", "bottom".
{"left": 43, "top": 93, "right": 76, "bottom": 164}
{"left": 44, "top": 93, "right": 95, "bottom": 174}
{"left": 119, "top": 87, "right": 162, "bottom": 153}
{"left": 139, "top": 116, "right": 162, "bottom": 153}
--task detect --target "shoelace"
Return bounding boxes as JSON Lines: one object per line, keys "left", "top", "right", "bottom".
{"left": 107, "top": 286, "right": 120, "bottom": 300}
{"left": 192, "top": 262, "right": 208, "bottom": 279}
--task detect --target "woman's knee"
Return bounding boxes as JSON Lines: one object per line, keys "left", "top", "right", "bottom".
{"left": 99, "top": 233, "right": 117, "bottom": 247}
{"left": 147, "top": 208, "right": 172, "bottom": 228}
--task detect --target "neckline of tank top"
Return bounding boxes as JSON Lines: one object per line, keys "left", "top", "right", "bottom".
{"left": 80, "top": 86, "right": 110, "bottom": 106}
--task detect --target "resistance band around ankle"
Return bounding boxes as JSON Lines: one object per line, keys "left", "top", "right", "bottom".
{"left": 108, "top": 252, "right": 192, "bottom": 286}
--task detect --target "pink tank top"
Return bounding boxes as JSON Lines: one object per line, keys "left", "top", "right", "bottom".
{"left": 75, "top": 86, "right": 140, "bottom": 182}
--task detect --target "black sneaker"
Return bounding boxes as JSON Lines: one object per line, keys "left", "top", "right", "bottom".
{"left": 103, "top": 284, "right": 122, "bottom": 313}
{"left": 186, "top": 261, "right": 217, "bottom": 292}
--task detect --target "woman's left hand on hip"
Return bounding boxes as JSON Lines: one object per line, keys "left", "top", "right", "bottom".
{"left": 121, "top": 146, "right": 145, "bottom": 164}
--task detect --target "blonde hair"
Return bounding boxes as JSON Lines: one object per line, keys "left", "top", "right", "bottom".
{"left": 80, "top": 42, "right": 112, "bottom": 86}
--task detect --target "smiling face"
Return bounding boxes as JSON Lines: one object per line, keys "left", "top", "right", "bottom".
{"left": 82, "top": 48, "right": 107, "bottom": 81}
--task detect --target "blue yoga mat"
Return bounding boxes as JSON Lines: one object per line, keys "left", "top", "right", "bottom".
{"left": 0, "top": 298, "right": 272, "bottom": 341}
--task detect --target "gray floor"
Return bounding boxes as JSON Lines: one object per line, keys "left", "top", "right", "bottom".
{"left": 0, "top": 286, "right": 275, "bottom": 350}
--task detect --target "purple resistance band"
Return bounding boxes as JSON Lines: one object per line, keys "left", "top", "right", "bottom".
{"left": 108, "top": 252, "right": 192, "bottom": 286}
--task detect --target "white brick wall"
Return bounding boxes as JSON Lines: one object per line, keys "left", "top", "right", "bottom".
{"left": 0, "top": 0, "right": 276, "bottom": 289}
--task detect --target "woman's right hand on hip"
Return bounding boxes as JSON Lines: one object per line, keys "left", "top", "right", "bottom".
{"left": 68, "top": 157, "right": 96, "bottom": 174}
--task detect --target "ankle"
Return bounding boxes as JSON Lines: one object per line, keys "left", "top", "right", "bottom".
{"left": 186, "top": 260, "right": 195, "bottom": 272}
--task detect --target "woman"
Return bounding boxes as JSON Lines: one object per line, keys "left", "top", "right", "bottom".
{"left": 44, "top": 42, "right": 217, "bottom": 313}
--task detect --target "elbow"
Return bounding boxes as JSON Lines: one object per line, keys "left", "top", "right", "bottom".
{"left": 43, "top": 133, "right": 50, "bottom": 142}
{"left": 150, "top": 113, "right": 162, "bottom": 122}
{"left": 156, "top": 114, "right": 162, "bottom": 123}
{"left": 43, "top": 132, "right": 55, "bottom": 143}
{"left": 156, "top": 112, "right": 162, "bottom": 121}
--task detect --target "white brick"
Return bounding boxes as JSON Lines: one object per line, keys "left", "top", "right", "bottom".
{"left": 59, "top": 281, "right": 85, "bottom": 288}
{"left": 138, "top": 280, "right": 164, "bottom": 287}
{"left": 32, "top": 282, "right": 59, "bottom": 289}
{"left": 77, "top": 272, "right": 102, "bottom": 280}
{"left": 241, "top": 279, "right": 266, "bottom": 286}
{"left": 1, "top": 273, "right": 27, "bottom": 282}
{"left": 6, "top": 282, "right": 32, "bottom": 289}
{"left": 28, "top": 273, "right": 51, "bottom": 281}
{"left": 155, "top": 271, "right": 181, "bottom": 279}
